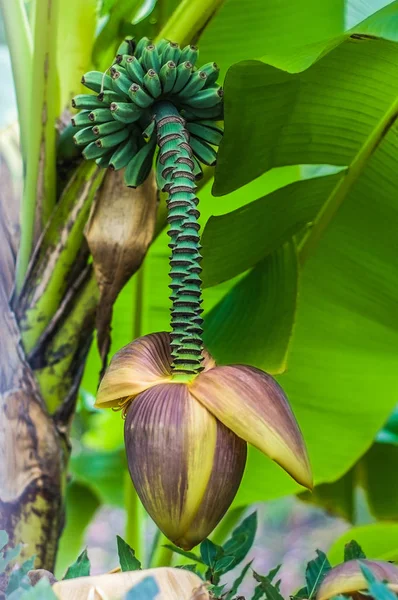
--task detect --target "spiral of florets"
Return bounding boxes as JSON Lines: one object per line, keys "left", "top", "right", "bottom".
{"left": 71, "top": 36, "right": 224, "bottom": 189}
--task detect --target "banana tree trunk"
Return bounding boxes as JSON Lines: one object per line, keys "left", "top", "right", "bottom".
{"left": 0, "top": 150, "right": 65, "bottom": 570}
{"left": 0, "top": 293, "right": 64, "bottom": 569}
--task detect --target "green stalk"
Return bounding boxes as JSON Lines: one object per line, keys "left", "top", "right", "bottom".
{"left": 157, "top": 0, "right": 226, "bottom": 46}
{"left": 124, "top": 268, "right": 146, "bottom": 558}
{"left": 16, "top": 0, "right": 61, "bottom": 292}
{"left": 124, "top": 472, "right": 144, "bottom": 561}
{"left": 0, "top": 0, "right": 32, "bottom": 161}
{"left": 153, "top": 101, "right": 204, "bottom": 375}
{"left": 210, "top": 507, "right": 246, "bottom": 545}
{"left": 150, "top": 533, "right": 174, "bottom": 568}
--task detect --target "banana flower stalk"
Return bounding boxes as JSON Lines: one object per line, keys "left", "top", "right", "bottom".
{"left": 73, "top": 36, "right": 312, "bottom": 550}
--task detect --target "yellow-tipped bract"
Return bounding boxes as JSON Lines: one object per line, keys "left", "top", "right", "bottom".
{"left": 96, "top": 332, "right": 312, "bottom": 548}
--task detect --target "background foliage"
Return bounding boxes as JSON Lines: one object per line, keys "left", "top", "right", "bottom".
{"left": 2, "top": 0, "right": 398, "bottom": 587}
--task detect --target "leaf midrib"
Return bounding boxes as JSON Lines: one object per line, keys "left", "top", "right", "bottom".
{"left": 298, "top": 93, "right": 398, "bottom": 264}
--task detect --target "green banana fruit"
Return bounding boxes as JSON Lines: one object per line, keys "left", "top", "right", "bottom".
{"left": 177, "top": 71, "right": 207, "bottom": 99}
{"left": 189, "top": 136, "right": 217, "bottom": 166}
{"left": 179, "top": 45, "right": 198, "bottom": 66}
{"left": 141, "top": 44, "right": 161, "bottom": 72}
{"left": 72, "top": 94, "right": 104, "bottom": 110}
{"left": 159, "top": 61, "right": 177, "bottom": 94}
{"left": 110, "top": 102, "right": 141, "bottom": 123}
{"left": 82, "top": 71, "right": 113, "bottom": 93}
{"left": 124, "top": 137, "right": 156, "bottom": 187}
{"left": 128, "top": 84, "right": 153, "bottom": 108}
{"left": 172, "top": 62, "right": 193, "bottom": 94}
{"left": 143, "top": 70, "right": 162, "bottom": 98}
{"left": 125, "top": 56, "right": 145, "bottom": 85}
{"left": 200, "top": 62, "right": 220, "bottom": 87}
{"left": 183, "top": 87, "right": 223, "bottom": 109}
{"left": 88, "top": 108, "right": 113, "bottom": 123}
{"left": 95, "top": 127, "right": 130, "bottom": 149}
{"left": 109, "top": 137, "right": 138, "bottom": 170}
{"left": 92, "top": 121, "right": 125, "bottom": 136}
{"left": 73, "top": 126, "right": 98, "bottom": 145}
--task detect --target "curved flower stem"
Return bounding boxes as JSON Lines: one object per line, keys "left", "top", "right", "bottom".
{"left": 124, "top": 472, "right": 144, "bottom": 561}
{"left": 150, "top": 532, "right": 174, "bottom": 568}
{"left": 153, "top": 101, "right": 203, "bottom": 375}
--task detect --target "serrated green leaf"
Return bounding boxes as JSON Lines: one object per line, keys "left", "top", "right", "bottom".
{"left": 163, "top": 544, "right": 204, "bottom": 564}
{"left": 225, "top": 561, "right": 253, "bottom": 600}
{"left": 306, "top": 550, "right": 331, "bottom": 599}
{"left": 200, "top": 539, "right": 222, "bottom": 568}
{"left": 267, "top": 565, "right": 282, "bottom": 583}
{"left": 292, "top": 586, "right": 309, "bottom": 599}
{"left": 252, "top": 585, "right": 266, "bottom": 600}
{"left": 214, "top": 554, "right": 236, "bottom": 574}
{"left": 222, "top": 512, "right": 257, "bottom": 572}
{"left": 125, "top": 576, "right": 159, "bottom": 599}
{"left": 117, "top": 535, "right": 141, "bottom": 572}
{"left": 6, "top": 556, "right": 35, "bottom": 595}
{"left": 344, "top": 540, "right": 366, "bottom": 562}
{"left": 360, "top": 563, "right": 398, "bottom": 600}
{"left": 63, "top": 548, "right": 90, "bottom": 580}
{"left": 253, "top": 571, "right": 284, "bottom": 600}
{"left": 208, "top": 583, "right": 226, "bottom": 598}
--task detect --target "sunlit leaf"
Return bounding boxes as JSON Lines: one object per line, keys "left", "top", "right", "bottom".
{"left": 117, "top": 535, "right": 142, "bottom": 572}
{"left": 329, "top": 523, "right": 398, "bottom": 565}
{"left": 63, "top": 548, "right": 90, "bottom": 580}
{"left": 344, "top": 540, "right": 366, "bottom": 562}
{"left": 306, "top": 550, "right": 331, "bottom": 599}
{"left": 204, "top": 241, "right": 298, "bottom": 374}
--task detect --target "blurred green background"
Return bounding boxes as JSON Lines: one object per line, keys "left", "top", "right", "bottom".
{"left": 2, "top": 0, "right": 398, "bottom": 596}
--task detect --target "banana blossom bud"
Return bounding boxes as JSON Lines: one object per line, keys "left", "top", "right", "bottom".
{"left": 96, "top": 332, "right": 312, "bottom": 549}
{"left": 317, "top": 560, "right": 398, "bottom": 600}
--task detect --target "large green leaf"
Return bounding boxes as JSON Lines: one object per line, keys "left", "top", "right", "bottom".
{"left": 70, "top": 447, "right": 127, "bottom": 506}
{"left": 199, "top": 0, "right": 387, "bottom": 77}
{"left": 81, "top": 3, "right": 398, "bottom": 507}
{"left": 202, "top": 173, "right": 341, "bottom": 287}
{"left": 211, "top": 23, "right": 398, "bottom": 503}
{"left": 328, "top": 523, "right": 398, "bottom": 564}
{"left": 299, "top": 441, "right": 398, "bottom": 523}
{"left": 204, "top": 241, "right": 298, "bottom": 374}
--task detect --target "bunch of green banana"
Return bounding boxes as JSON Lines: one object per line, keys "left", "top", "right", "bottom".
{"left": 74, "top": 37, "right": 312, "bottom": 552}
{"left": 71, "top": 36, "right": 223, "bottom": 189}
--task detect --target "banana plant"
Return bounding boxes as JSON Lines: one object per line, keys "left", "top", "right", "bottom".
{"left": 0, "top": 0, "right": 225, "bottom": 571}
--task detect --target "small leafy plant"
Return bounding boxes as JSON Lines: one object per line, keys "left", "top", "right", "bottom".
{"left": 3, "top": 519, "right": 398, "bottom": 600}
